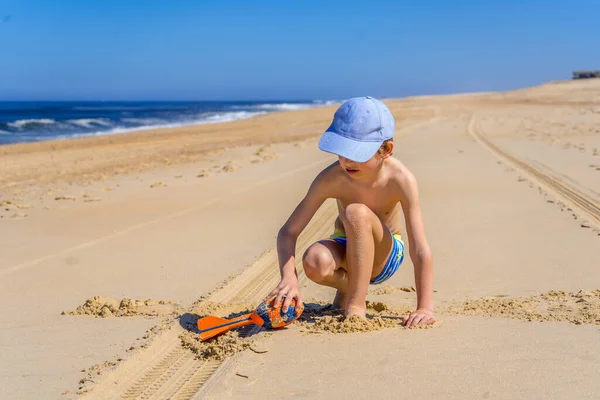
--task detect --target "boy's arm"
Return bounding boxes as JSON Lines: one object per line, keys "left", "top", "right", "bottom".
{"left": 400, "top": 173, "right": 435, "bottom": 326}
{"left": 270, "top": 170, "right": 332, "bottom": 312}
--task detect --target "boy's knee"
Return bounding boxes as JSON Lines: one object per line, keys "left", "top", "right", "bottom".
{"left": 343, "top": 203, "right": 373, "bottom": 227}
{"left": 302, "top": 245, "right": 333, "bottom": 282}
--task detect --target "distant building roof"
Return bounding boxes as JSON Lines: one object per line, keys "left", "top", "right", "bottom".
{"left": 573, "top": 71, "right": 600, "bottom": 79}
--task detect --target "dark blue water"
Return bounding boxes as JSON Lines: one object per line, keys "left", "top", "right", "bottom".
{"left": 0, "top": 100, "right": 336, "bottom": 145}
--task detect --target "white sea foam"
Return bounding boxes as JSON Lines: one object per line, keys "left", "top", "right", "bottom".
{"left": 38, "top": 111, "right": 267, "bottom": 142}
{"left": 8, "top": 119, "right": 57, "bottom": 129}
{"left": 201, "top": 111, "right": 267, "bottom": 122}
{"left": 8, "top": 101, "right": 334, "bottom": 145}
{"left": 241, "top": 101, "right": 339, "bottom": 112}
{"left": 251, "top": 103, "right": 314, "bottom": 111}
{"left": 67, "top": 118, "right": 113, "bottom": 128}
{"left": 120, "top": 117, "right": 166, "bottom": 125}
{"left": 313, "top": 100, "right": 340, "bottom": 106}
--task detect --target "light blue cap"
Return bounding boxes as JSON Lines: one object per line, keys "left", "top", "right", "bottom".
{"left": 318, "top": 96, "right": 395, "bottom": 162}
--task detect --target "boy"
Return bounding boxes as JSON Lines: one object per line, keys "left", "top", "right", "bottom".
{"left": 269, "top": 97, "right": 434, "bottom": 327}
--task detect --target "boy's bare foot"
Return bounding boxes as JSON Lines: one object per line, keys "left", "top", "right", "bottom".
{"left": 344, "top": 304, "right": 366, "bottom": 319}
{"left": 332, "top": 290, "right": 347, "bottom": 310}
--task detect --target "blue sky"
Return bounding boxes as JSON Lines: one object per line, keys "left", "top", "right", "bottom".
{"left": 0, "top": 0, "right": 598, "bottom": 100}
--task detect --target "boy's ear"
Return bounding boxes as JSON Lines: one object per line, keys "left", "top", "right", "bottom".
{"left": 380, "top": 141, "right": 394, "bottom": 158}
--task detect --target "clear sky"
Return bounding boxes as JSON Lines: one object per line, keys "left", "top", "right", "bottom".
{"left": 0, "top": 0, "right": 598, "bottom": 101}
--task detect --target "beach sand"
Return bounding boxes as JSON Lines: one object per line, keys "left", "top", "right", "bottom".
{"left": 0, "top": 80, "right": 599, "bottom": 399}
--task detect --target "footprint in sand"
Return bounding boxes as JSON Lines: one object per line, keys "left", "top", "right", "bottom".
{"left": 0, "top": 200, "right": 16, "bottom": 209}
{"left": 55, "top": 196, "right": 76, "bottom": 201}
{"left": 150, "top": 181, "right": 167, "bottom": 188}
{"left": 221, "top": 162, "right": 237, "bottom": 173}
{"left": 9, "top": 212, "right": 28, "bottom": 219}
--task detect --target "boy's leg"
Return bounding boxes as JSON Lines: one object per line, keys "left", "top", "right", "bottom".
{"left": 303, "top": 203, "right": 393, "bottom": 316}
{"left": 302, "top": 240, "right": 348, "bottom": 308}
{"left": 342, "top": 203, "right": 394, "bottom": 318}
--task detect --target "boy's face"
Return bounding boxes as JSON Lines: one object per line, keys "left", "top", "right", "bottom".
{"left": 337, "top": 141, "right": 393, "bottom": 179}
{"left": 338, "top": 153, "right": 383, "bottom": 179}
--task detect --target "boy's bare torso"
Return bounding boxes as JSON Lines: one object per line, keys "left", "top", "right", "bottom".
{"left": 320, "top": 157, "right": 411, "bottom": 236}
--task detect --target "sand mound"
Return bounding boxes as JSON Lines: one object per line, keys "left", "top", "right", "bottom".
{"left": 188, "top": 301, "right": 252, "bottom": 318}
{"left": 177, "top": 299, "right": 437, "bottom": 361}
{"left": 179, "top": 301, "right": 257, "bottom": 361}
{"left": 370, "top": 285, "right": 397, "bottom": 295}
{"left": 445, "top": 289, "right": 600, "bottom": 325}
{"left": 309, "top": 315, "right": 398, "bottom": 333}
{"left": 369, "top": 285, "right": 417, "bottom": 295}
{"left": 76, "top": 360, "right": 118, "bottom": 394}
{"left": 180, "top": 330, "right": 252, "bottom": 361}
{"left": 297, "top": 301, "right": 431, "bottom": 333}
{"left": 62, "top": 296, "right": 178, "bottom": 318}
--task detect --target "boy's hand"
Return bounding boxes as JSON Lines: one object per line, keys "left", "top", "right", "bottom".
{"left": 267, "top": 276, "right": 303, "bottom": 313}
{"left": 402, "top": 309, "right": 435, "bottom": 328}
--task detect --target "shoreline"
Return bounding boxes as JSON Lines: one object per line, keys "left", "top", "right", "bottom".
{"left": 0, "top": 100, "right": 339, "bottom": 148}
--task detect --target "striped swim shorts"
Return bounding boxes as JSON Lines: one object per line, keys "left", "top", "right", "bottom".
{"left": 330, "top": 228, "right": 405, "bottom": 285}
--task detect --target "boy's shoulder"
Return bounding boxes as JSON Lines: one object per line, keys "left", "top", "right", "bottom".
{"left": 315, "top": 160, "right": 344, "bottom": 180}
{"left": 386, "top": 157, "right": 416, "bottom": 184}
{"left": 312, "top": 161, "right": 345, "bottom": 189}
{"left": 384, "top": 158, "right": 419, "bottom": 202}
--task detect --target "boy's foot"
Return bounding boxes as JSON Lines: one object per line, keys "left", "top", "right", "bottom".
{"left": 344, "top": 305, "right": 367, "bottom": 319}
{"left": 331, "top": 290, "right": 347, "bottom": 310}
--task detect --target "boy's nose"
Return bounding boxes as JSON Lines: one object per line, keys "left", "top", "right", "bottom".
{"left": 339, "top": 156, "right": 354, "bottom": 166}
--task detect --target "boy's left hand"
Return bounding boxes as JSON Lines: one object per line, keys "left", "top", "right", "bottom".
{"left": 402, "top": 309, "right": 435, "bottom": 327}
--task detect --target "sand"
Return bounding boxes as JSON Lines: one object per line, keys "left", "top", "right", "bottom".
{"left": 444, "top": 289, "right": 600, "bottom": 325}
{"left": 295, "top": 301, "right": 427, "bottom": 334}
{"left": 1, "top": 79, "right": 600, "bottom": 399}
{"left": 62, "top": 296, "right": 179, "bottom": 318}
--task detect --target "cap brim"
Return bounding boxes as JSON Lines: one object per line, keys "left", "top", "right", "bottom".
{"left": 318, "top": 131, "right": 382, "bottom": 162}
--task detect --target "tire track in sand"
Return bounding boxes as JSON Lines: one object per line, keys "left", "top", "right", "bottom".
{"left": 83, "top": 200, "right": 337, "bottom": 400}
{"left": 468, "top": 115, "right": 600, "bottom": 227}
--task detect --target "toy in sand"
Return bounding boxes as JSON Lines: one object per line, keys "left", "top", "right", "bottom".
{"left": 197, "top": 297, "right": 304, "bottom": 341}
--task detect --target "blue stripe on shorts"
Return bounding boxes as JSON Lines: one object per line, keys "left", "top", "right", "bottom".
{"left": 331, "top": 234, "right": 404, "bottom": 285}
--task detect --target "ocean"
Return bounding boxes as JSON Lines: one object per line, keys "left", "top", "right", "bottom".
{"left": 0, "top": 100, "right": 337, "bottom": 145}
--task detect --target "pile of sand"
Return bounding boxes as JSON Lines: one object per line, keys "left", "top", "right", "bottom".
{"left": 178, "top": 299, "right": 427, "bottom": 361}
{"left": 188, "top": 301, "right": 252, "bottom": 318}
{"left": 176, "top": 298, "right": 440, "bottom": 362}
{"left": 297, "top": 301, "right": 427, "bottom": 333}
{"left": 62, "top": 296, "right": 179, "bottom": 318}
{"left": 444, "top": 289, "right": 600, "bottom": 325}
{"left": 369, "top": 285, "right": 417, "bottom": 295}
{"left": 308, "top": 315, "right": 399, "bottom": 333}
{"left": 179, "top": 301, "right": 257, "bottom": 361}
{"left": 180, "top": 330, "right": 252, "bottom": 361}
{"left": 76, "top": 360, "right": 118, "bottom": 394}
